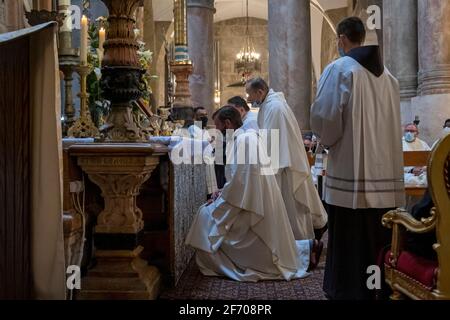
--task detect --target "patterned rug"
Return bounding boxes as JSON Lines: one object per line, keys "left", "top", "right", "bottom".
{"left": 160, "top": 233, "right": 328, "bottom": 300}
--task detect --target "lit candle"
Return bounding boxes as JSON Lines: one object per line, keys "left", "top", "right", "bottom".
{"left": 80, "top": 15, "right": 88, "bottom": 65}
{"left": 99, "top": 27, "right": 105, "bottom": 52}
{"left": 98, "top": 27, "right": 106, "bottom": 67}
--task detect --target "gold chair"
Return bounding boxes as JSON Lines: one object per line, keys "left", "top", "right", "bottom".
{"left": 382, "top": 134, "right": 450, "bottom": 300}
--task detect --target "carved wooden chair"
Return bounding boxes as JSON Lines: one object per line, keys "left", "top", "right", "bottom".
{"left": 382, "top": 134, "right": 450, "bottom": 300}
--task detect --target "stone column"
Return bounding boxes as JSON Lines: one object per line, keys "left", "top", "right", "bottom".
{"left": 411, "top": 0, "right": 450, "bottom": 144}
{"left": 187, "top": 0, "right": 215, "bottom": 117}
{"left": 268, "top": 0, "right": 312, "bottom": 132}
{"left": 143, "top": 0, "right": 159, "bottom": 112}
{"left": 383, "top": 0, "right": 418, "bottom": 125}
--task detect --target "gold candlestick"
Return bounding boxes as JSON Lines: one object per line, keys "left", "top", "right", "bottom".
{"left": 67, "top": 64, "right": 100, "bottom": 138}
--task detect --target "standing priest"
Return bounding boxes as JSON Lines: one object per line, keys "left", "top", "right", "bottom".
{"left": 245, "top": 78, "right": 328, "bottom": 242}
{"left": 311, "top": 17, "right": 405, "bottom": 300}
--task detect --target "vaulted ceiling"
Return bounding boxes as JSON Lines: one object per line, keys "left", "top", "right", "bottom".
{"left": 152, "top": 0, "right": 348, "bottom": 22}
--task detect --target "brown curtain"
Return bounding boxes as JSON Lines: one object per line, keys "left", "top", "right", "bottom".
{"left": 0, "top": 36, "right": 31, "bottom": 299}
{"left": 0, "top": 22, "right": 65, "bottom": 300}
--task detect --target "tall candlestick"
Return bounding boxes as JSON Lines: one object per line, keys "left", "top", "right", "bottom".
{"left": 80, "top": 15, "right": 88, "bottom": 65}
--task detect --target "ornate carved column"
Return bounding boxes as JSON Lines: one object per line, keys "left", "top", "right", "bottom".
{"left": 143, "top": 0, "right": 159, "bottom": 112}
{"left": 70, "top": 144, "right": 166, "bottom": 300}
{"left": 410, "top": 0, "right": 450, "bottom": 144}
{"left": 170, "top": 0, "right": 194, "bottom": 123}
{"left": 187, "top": 0, "right": 215, "bottom": 118}
{"left": 68, "top": 0, "right": 169, "bottom": 300}
{"left": 26, "top": 0, "right": 63, "bottom": 26}
{"left": 59, "top": 0, "right": 80, "bottom": 135}
{"left": 99, "top": 0, "right": 147, "bottom": 142}
{"left": 268, "top": 0, "right": 312, "bottom": 132}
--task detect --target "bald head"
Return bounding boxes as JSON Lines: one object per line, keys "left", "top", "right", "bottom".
{"left": 245, "top": 77, "right": 269, "bottom": 106}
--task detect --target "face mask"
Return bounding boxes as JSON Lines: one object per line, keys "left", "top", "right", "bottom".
{"left": 200, "top": 116, "right": 208, "bottom": 128}
{"left": 405, "top": 132, "right": 416, "bottom": 143}
{"left": 338, "top": 47, "right": 346, "bottom": 58}
{"left": 252, "top": 101, "right": 261, "bottom": 109}
{"left": 442, "top": 127, "right": 450, "bottom": 136}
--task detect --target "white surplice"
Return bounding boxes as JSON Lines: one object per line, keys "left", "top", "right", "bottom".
{"left": 257, "top": 90, "right": 328, "bottom": 240}
{"left": 311, "top": 56, "right": 405, "bottom": 209}
{"left": 242, "top": 110, "right": 259, "bottom": 132}
{"left": 402, "top": 137, "right": 431, "bottom": 152}
{"left": 185, "top": 131, "right": 310, "bottom": 282}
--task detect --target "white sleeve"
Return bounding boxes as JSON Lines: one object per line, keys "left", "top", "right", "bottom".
{"left": 310, "top": 63, "right": 352, "bottom": 147}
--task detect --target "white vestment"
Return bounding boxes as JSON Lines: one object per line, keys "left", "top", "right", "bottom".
{"left": 402, "top": 137, "right": 431, "bottom": 152}
{"left": 187, "top": 125, "right": 218, "bottom": 194}
{"left": 311, "top": 56, "right": 405, "bottom": 209}
{"left": 186, "top": 131, "right": 310, "bottom": 282}
{"left": 257, "top": 89, "right": 328, "bottom": 240}
{"left": 242, "top": 110, "right": 259, "bottom": 132}
{"left": 403, "top": 137, "right": 430, "bottom": 187}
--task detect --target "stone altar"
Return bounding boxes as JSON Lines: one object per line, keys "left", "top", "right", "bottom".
{"left": 63, "top": 139, "right": 207, "bottom": 298}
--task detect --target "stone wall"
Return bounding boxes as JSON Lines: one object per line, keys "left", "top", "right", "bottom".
{"left": 320, "top": 7, "right": 348, "bottom": 73}
{"left": 214, "top": 17, "right": 269, "bottom": 106}
{"left": 0, "top": 0, "right": 28, "bottom": 34}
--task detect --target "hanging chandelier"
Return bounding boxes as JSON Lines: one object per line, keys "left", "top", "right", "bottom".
{"left": 234, "top": 0, "right": 261, "bottom": 80}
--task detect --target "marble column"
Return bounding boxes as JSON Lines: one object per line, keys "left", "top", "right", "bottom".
{"left": 383, "top": 0, "right": 418, "bottom": 125}
{"left": 187, "top": 0, "right": 215, "bottom": 117}
{"left": 268, "top": 0, "right": 312, "bottom": 132}
{"left": 411, "top": 0, "right": 450, "bottom": 144}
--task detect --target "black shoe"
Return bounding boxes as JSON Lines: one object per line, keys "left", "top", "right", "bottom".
{"left": 314, "top": 223, "right": 328, "bottom": 241}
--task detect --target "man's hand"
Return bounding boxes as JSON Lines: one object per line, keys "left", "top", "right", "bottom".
{"left": 211, "top": 190, "right": 222, "bottom": 201}
{"left": 412, "top": 167, "right": 425, "bottom": 176}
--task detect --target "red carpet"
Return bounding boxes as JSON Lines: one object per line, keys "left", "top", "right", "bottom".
{"left": 160, "top": 234, "right": 328, "bottom": 300}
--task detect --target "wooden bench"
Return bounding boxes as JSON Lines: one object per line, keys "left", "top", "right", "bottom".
{"left": 307, "top": 151, "right": 431, "bottom": 197}
{"left": 403, "top": 151, "right": 430, "bottom": 197}
{"left": 382, "top": 135, "right": 450, "bottom": 300}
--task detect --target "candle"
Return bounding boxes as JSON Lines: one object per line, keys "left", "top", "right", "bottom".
{"left": 98, "top": 27, "right": 106, "bottom": 67}
{"left": 80, "top": 15, "right": 88, "bottom": 65}
{"left": 99, "top": 27, "right": 105, "bottom": 52}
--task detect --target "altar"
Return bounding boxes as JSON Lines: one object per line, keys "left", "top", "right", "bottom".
{"left": 62, "top": 139, "right": 208, "bottom": 298}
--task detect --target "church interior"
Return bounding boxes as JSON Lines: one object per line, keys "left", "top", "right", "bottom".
{"left": 1, "top": 0, "right": 450, "bottom": 302}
